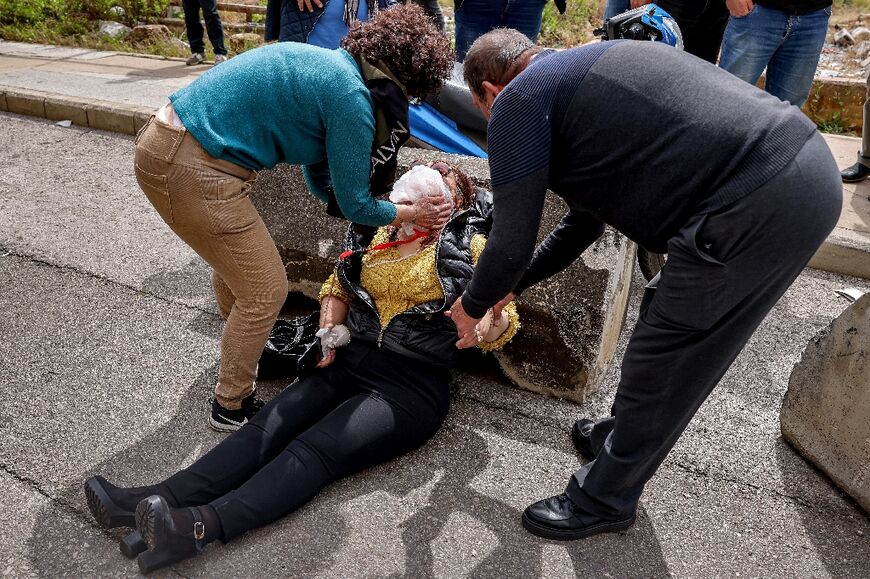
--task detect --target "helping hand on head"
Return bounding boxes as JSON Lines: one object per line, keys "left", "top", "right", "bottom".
{"left": 412, "top": 193, "right": 453, "bottom": 230}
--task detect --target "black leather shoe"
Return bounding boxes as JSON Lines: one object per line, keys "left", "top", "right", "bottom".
{"left": 841, "top": 161, "right": 870, "bottom": 183}
{"left": 571, "top": 419, "right": 598, "bottom": 461}
{"left": 522, "top": 493, "right": 635, "bottom": 540}
{"left": 135, "top": 496, "right": 207, "bottom": 574}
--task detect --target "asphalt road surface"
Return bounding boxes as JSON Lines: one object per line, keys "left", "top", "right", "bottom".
{"left": 1, "top": 113, "right": 868, "bottom": 578}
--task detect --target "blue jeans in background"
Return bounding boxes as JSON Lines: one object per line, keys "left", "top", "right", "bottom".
{"left": 454, "top": 0, "right": 548, "bottom": 61}
{"left": 182, "top": 0, "right": 227, "bottom": 55}
{"left": 719, "top": 4, "right": 831, "bottom": 107}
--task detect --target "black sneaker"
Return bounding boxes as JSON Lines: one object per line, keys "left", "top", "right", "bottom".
{"left": 208, "top": 394, "right": 265, "bottom": 432}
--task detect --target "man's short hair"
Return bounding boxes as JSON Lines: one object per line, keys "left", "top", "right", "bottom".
{"left": 463, "top": 29, "right": 539, "bottom": 100}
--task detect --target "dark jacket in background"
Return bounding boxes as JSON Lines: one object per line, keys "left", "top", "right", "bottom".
{"left": 265, "top": 0, "right": 395, "bottom": 42}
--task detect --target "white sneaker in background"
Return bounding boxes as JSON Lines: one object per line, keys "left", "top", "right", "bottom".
{"left": 186, "top": 52, "right": 205, "bottom": 66}
{"left": 214, "top": 54, "right": 228, "bottom": 64}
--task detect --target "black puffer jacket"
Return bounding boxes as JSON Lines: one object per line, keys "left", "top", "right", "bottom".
{"left": 337, "top": 189, "right": 493, "bottom": 367}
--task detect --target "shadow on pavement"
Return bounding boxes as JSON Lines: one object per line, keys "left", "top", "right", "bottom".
{"left": 397, "top": 426, "right": 668, "bottom": 578}
{"left": 775, "top": 440, "right": 870, "bottom": 578}
{"left": 25, "top": 359, "right": 668, "bottom": 577}
{"left": 141, "top": 258, "right": 213, "bottom": 304}
{"left": 25, "top": 363, "right": 226, "bottom": 577}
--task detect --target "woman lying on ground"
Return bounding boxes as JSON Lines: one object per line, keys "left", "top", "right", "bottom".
{"left": 84, "top": 161, "right": 519, "bottom": 574}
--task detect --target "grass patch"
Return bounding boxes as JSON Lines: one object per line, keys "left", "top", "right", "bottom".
{"left": 539, "top": 0, "right": 601, "bottom": 47}
{"left": 816, "top": 111, "right": 856, "bottom": 135}
{"left": 0, "top": 17, "right": 193, "bottom": 58}
{"left": 834, "top": 0, "right": 870, "bottom": 8}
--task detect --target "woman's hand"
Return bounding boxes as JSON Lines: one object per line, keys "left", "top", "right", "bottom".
{"left": 297, "top": 0, "right": 323, "bottom": 13}
{"left": 316, "top": 342, "right": 337, "bottom": 368}
{"left": 411, "top": 193, "right": 453, "bottom": 230}
{"left": 491, "top": 292, "right": 516, "bottom": 327}
{"left": 482, "top": 308, "right": 510, "bottom": 342}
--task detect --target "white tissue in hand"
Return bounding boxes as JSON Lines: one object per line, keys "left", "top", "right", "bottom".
{"left": 389, "top": 165, "right": 453, "bottom": 235}
{"left": 316, "top": 324, "right": 351, "bottom": 357}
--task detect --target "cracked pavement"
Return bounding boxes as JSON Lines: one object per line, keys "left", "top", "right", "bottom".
{"left": 1, "top": 112, "right": 869, "bottom": 577}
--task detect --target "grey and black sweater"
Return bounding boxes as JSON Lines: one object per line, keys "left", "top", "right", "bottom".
{"left": 461, "top": 40, "right": 817, "bottom": 318}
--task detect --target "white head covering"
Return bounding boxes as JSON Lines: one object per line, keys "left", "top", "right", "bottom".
{"left": 389, "top": 165, "right": 453, "bottom": 235}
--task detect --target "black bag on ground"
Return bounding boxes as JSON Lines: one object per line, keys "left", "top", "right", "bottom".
{"left": 258, "top": 312, "right": 320, "bottom": 380}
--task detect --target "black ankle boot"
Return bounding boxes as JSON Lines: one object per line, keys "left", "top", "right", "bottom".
{"left": 84, "top": 476, "right": 173, "bottom": 530}
{"left": 120, "top": 530, "right": 147, "bottom": 559}
{"left": 135, "top": 496, "right": 216, "bottom": 574}
{"left": 84, "top": 476, "right": 138, "bottom": 529}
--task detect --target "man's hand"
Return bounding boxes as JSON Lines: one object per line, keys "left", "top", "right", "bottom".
{"left": 446, "top": 297, "right": 483, "bottom": 349}
{"left": 630, "top": 0, "right": 653, "bottom": 8}
{"left": 726, "top": 0, "right": 753, "bottom": 17}
{"left": 297, "top": 0, "right": 323, "bottom": 12}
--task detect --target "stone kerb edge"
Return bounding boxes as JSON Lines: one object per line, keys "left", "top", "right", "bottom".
{"left": 0, "top": 85, "right": 152, "bottom": 135}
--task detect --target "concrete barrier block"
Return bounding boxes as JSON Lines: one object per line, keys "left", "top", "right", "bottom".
{"left": 6, "top": 90, "right": 46, "bottom": 118}
{"left": 249, "top": 149, "right": 635, "bottom": 403}
{"left": 86, "top": 103, "right": 135, "bottom": 135}
{"left": 44, "top": 95, "right": 89, "bottom": 126}
{"left": 781, "top": 293, "right": 870, "bottom": 514}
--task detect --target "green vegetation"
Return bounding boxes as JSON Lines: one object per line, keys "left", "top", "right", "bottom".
{"left": 0, "top": 0, "right": 168, "bottom": 26}
{"left": 0, "top": 0, "right": 191, "bottom": 58}
{"left": 834, "top": 0, "right": 870, "bottom": 8}
{"left": 539, "top": 0, "right": 601, "bottom": 48}
{"left": 816, "top": 111, "right": 855, "bottom": 135}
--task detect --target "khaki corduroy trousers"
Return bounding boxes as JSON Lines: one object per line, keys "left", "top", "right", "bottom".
{"left": 134, "top": 116, "right": 288, "bottom": 409}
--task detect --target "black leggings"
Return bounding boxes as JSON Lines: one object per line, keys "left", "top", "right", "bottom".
{"left": 160, "top": 341, "right": 450, "bottom": 540}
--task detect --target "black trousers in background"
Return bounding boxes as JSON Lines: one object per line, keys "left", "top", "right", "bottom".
{"left": 182, "top": 0, "right": 227, "bottom": 56}
{"left": 567, "top": 131, "right": 843, "bottom": 519}
{"left": 658, "top": 0, "right": 729, "bottom": 64}
{"left": 159, "top": 342, "right": 450, "bottom": 540}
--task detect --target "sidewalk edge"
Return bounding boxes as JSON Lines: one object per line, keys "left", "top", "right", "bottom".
{"left": 1, "top": 83, "right": 868, "bottom": 280}
{"left": 0, "top": 85, "right": 153, "bottom": 135}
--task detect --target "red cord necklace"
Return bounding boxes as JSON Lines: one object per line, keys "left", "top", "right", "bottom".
{"left": 338, "top": 229, "right": 429, "bottom": 261}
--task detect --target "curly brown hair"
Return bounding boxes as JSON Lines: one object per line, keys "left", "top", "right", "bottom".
{"left": 341, "top": 5, "right": 453, "bottom": 98}
{"left": 451, "top": 164, "right": 476, "bottom": 211}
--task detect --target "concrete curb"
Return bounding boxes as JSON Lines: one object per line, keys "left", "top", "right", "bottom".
{"left": 2, "top": 83, "right": 868, "bottom": 281}
{"left": 810, "top": 234, "right": 870, "bottom": 281}
{"left": 0, "top": 85, "right": 153, "bottom": 136}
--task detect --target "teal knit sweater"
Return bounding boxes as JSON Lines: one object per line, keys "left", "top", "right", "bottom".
{"left": 170, "top": 43, "right": 396, "bottom": 227}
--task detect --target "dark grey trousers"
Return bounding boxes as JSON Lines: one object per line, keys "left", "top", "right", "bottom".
{"left": 860, "top": 72, "right": 870, "bottom": 166}
{"left": 566, "top": 132, "right": 843, "bottom": 519}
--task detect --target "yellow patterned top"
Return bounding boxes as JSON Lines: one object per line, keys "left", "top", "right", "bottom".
{"left": 319, "top": 229, "right": 519, "bottom": 351}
